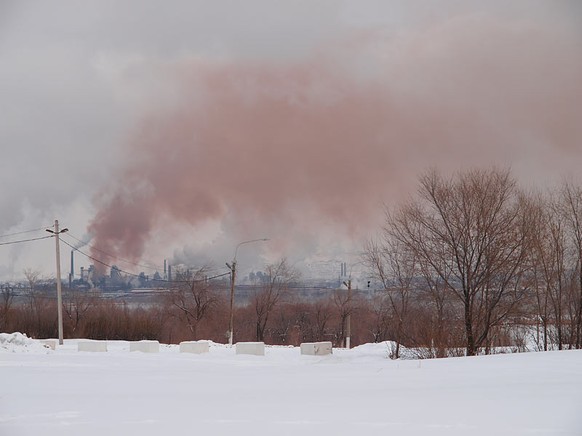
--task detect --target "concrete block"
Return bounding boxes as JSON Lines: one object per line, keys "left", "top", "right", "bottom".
{"left": 235, "top": 342, "right": 265, "bottom": 356}
{"left": 179, "top": 341, "right": 210, "bottom": 354}
{"left": 130, "top": 340, "right": 160, "bottom": 353}
{"left": 78, "top": 340, "right": 107, "bottom": 352}
{"left": 40, "top": 339, "right": 57, "bottom": 350}
{"left": 300, "top": 342, "right": 333, "bottom": 356}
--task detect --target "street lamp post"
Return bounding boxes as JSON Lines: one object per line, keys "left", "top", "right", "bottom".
{"left": 46, "top": 220, "right": 68, "bottom": 345}
{"left": 226, "top": 238, "right": 269, "bottom": 345}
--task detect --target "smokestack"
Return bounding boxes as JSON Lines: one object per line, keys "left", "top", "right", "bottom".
{"left": 69, "top": 250, "right": 74, "bottom": 288}
{"left": 164, "top": 259, "right": 167, "bottom": 280}
{"left": 168, "top": 264, "right": 172, "bottom": 282}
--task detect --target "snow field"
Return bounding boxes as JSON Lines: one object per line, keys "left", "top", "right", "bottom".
{"left": 1, "top": 333, "right": 581, "bottom": 436}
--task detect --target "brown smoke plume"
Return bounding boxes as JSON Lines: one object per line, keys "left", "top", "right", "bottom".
{"left": 88, "top": 13, "right": 582, "bottom": 270}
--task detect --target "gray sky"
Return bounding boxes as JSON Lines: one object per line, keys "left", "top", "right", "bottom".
{"left": 1, "top": 1, "right": 581, "bottom": 280}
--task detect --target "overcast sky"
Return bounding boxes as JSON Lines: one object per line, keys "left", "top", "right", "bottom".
{"left": 1, "top": 1, "right": 581, "bottom": 280}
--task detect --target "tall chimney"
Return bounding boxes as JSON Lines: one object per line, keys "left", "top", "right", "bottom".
{"left": 69, "top": 250, "right": 74, "bottom": 288}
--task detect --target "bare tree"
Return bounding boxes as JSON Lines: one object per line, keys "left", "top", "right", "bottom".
{"left": 63, "top": 288, "right": 98, "bottom": 336}
{"left": 332, "top": 287, "right": 350, "bottom": 347}
{"left": 23, "top": 268, "right": 41, "bottom": 294}
{"left": 560, "top": 182, "right": 582, "bottom": 348}
{"left": 167, "top": 267, "right": 219, "bottom": 340}
{"left": 252, "top": 259, "right": 299, "bottom": 342}
{"left": 527, "top": 192, "right": 570, "bottom": 350}
{"left": 366, "top": 294, "right": 391, "bottom": 343}
{"left": 387, "top": 168, "right": 530, "bottom": 356}
{"left": 0, "top": 283, "right": 15, "bottom": 331}
{"left": 311, "top": 301, "right": 333, "bottom": 342}
{"left": 22, "top": 268, "right": 48, "bottom": 336}
{"left": 364, "top": 238, "right": 416, "bottom": 357}
{"left": 417, "top": 253, "right": 462, "bottom": 357}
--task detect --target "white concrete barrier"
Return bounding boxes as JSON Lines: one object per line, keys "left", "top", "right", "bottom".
{"left": 130, "top": 340, "right": 160, "bottom": 353}
{"left": 179, "top": 341, "right": 210, "bottom": 354}
{"left": 300, "top": 342, "right": 333, "bottom": 356}
{"left": 235, "top": 342, "right": 265, "bottom": 356}
{"left": 40, "top": 339, "right": 57, "bottom": 350}
{"left": 78, "top": 340, "right": 107, "bottom": 352}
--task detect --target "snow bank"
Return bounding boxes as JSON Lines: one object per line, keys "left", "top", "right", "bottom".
{"left": 1, "top": 335, "right": 582, "bottom": 435}
{"left": 0, "top": 332, "right": 52, "bottom": 353}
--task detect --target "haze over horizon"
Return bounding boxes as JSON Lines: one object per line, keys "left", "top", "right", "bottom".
{"left": 1, "top": 1, "right": 581, "bottom": 280}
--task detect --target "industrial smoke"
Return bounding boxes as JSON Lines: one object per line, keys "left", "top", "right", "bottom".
{"left": 88, "top": 11, "right": 582, "bottom": 270}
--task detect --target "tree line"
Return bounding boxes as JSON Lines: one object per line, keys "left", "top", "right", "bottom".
{"left": 365, "top": 168, "right": 582, "bottom": 357}
{"left": 0, "top": 264, "right": 398, "bottom": 349}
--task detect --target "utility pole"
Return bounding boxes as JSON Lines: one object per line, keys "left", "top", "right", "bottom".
{"left": 343, "top": 278, "right": 352, "bottom": 349}
{"left": 46, "top": 220, "right": 68, "bottom": 345}
{"left": 226, "top": 261, "right": 236, "bottom": 346}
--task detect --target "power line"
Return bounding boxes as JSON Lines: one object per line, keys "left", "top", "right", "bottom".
{"left": 63, "top": 232, "right": 163, "bottom": 272}
{"left": 60, "top": 238, "right": 229, "bottom": 284}
{"left": 61, "top": 238, "right": 147, "bottom": 279}
{"left": 0, "top": 226, "right": 52, "bottom": 240}
{"left": 0, "top": 235, "right": 54, "bottom": 247}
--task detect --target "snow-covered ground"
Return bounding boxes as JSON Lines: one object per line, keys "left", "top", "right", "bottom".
{"left": 1, "top": 333, "right": 581, "bottom": 436}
